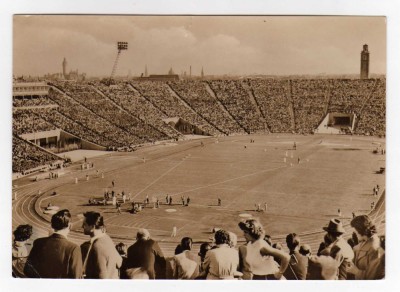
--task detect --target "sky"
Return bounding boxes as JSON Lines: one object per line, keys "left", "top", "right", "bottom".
{"left": 13, "top": 15, "right": 386, "bottom": 77}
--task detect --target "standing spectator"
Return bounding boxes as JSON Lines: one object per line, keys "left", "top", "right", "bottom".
{"left": 186, "top": 196, "right": 190, "bottom": 206}
{"left": 12, "top": 224, "right": 33, "bottom": 278}
{"left": 81, "top": 211, "right": 122, "bottom": 279}
{"left": 126, "top": 228, "right": 166, "bottom": 279}
{"left": 320, "top": 219, "right": 354, "bottom": 280}
{"left": 25, "top": 209, "right": 82, "bottom": 278}
{"left": 283, "top": 233, "right": 308, "bottom": 280}
{"left": 200, "top": 230, "right": 239, "bottom": 280}
{"left": 238, "top": 219, "right": 289, "bottom": 280}
{"left": 348, "top": 215, "right": 385, "bottom": 279}
{"left": 173, "top": 237, "right": 199, "bottom": 279}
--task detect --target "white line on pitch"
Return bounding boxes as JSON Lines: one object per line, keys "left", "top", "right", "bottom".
{"left": 172, "top": 165, "right": 287, "bottom": 197}
{"left": 133, "top": 159, "right": 186, "bottom": 199}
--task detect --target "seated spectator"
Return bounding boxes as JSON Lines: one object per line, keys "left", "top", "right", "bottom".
{"left": 173, "top": 237, "right": 199, "bottom": 279}
{"left": 12, "top": 224, "right": 33, "bottom": 278}
{"left": 283, "top": 233, "right": 308, "bottom": 280}
{"left": 200, "top": 230, "right": 239, "bottom": 280}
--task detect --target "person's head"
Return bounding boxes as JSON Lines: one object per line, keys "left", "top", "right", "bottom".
{"left": 299, "top": 244, "right": 311, "bottom": 256}
{"left": 13, "top": 224, "right": 33, "bottom": 242}
{"left": 82, "top": 211, "right": 105, "bottom": 236}
{"left": 286, "top": 233, "right": 300, "bottom": 252}
{"left": 115, "top": 242, "right": 127, "bottom": 256}
{"left": 323, "top": 219, "right": 345, "bottom": 241}
{"left": 273, "top": 242, "right": 283, "bottom": 250}
{"left": 180, "top": 237, "right": 193, "bottom": 251}
{"left": 198, "top": 242, "right": 212, "bottom": 261}
{"left": 51, "top": 209, "right": 72, "bottom": 232}
{"left": 264, "top": 234, "right": 272, "bottom": 246}
{"left": 228, "top": 232, "right": 238, "bottom": 248}
{"left": 350, "top": 215, "right": 377, "bottom": 240}
{"left": 214, "top": 229, "right": 230, "bottom": 245}
{"left": 136, "top": 228, "right": 150, "bottom": 241}
{"left": 238, "top": 219, "right": 265, "bottom": 242}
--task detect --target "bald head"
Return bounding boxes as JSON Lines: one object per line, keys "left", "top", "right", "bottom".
{"left": 136, "top": 228, "right": 150, "bottom": 240}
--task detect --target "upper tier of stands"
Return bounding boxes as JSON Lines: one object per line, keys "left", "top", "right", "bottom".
{"left": 12, "top": 78, "right": 385, "bottom": 173}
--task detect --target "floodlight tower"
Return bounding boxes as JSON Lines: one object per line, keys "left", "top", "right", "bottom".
{"left": 109, "top": 41, "right": 128, "bottom": 83}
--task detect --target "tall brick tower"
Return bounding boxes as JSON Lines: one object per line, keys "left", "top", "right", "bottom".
{"left": 360, "top": 44, "right": 369, "bottom": 79}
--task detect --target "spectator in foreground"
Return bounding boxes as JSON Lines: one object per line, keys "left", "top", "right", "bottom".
{"left": 320, "top": 219, "right": 354, "bottom": 280}
{"left": 126, "top": 228, "right": 166, "bottom": 279}
{"left": 238, "top": 219, "right": 289, "bottom": 280}
{"left": 12, "top": 224, "right": 33, "bottom": 278}
{"left": 348, "top": 215, "right": 385, "bottom": 279}
{"left": 283, "top": 233, "right": 308, "bottom": 280}
{"left": 81, "top": 211, "right": 122, "bottom": 279}
{"left": 200, "top": 230, "right": 239, "bottom": 280}
{"left": 173, "top": 237, "right": 199, "bottom": 279}
{"left": 25, "top": 209, "right": 82, "bottom": 278}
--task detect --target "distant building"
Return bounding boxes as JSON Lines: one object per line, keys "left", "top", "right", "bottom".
{"left": 59, "top": 57, "right": 86, "bottom": 81}
{"left": 360, "top": 44, "right": 369, "bottom": 79}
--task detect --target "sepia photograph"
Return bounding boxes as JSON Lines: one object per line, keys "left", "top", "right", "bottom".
{"left": 2, "top": 1, "right": 400, "bottom": 291}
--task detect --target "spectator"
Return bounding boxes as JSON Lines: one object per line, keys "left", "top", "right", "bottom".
{"left": 24, "top": 209, "right": 83, "bottom": 278}
{"left": 238, "top": 219, "right": 289, "bottom": 280}
{"left": 81, "top": 211, "right": 122, "bottom": 279}
{"left": 348, "top": 215, "right": 385, "bottom": 279}
{"left": 200, "top": 229, "right": 239, "bottom": 280}
{"left": 125, "top": 228, "right": 166, "bottom": 279}
{"left": 283, "top": 233, "right": 308, "bottom": 280}
{"left": 320, "top": 218, "right": 354, "bottom": 280}
{"left": 173, "top": 237, "right": 199, "bottom": 279}
{"left": 12, "top": 224, "right": 33, "bottom": 278}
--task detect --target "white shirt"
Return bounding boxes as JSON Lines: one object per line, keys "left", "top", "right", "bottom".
{"left": 246, "top": 239, "right": 279, "bottom": 276}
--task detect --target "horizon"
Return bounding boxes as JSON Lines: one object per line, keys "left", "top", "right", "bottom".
{"left": 13, "top": 15, "right": 386, "bottom": 77}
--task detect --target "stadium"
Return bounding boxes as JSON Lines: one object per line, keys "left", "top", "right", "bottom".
{"left": 11, "top": 16, "right": 386, "bottom": 280}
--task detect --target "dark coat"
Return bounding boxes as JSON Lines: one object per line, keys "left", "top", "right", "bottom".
{"left": 24, "top": 233, "right": 82, "bottom": 278}
{"left": 126, "top": 239, "right": 166, "bottom": 279}
{"left": 283, "top": 251, "right": 308, "bottom": 280}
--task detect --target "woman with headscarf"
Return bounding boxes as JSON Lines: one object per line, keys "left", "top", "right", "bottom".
{"left": 348, "top": 215, "right": 385, "bottom": 279}
{"left": 238, "top": 219, "right": 290, "bottom": 280}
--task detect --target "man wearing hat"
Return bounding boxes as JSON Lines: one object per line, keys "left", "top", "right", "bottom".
{"left": 321, "top": 218, "right": 354, "bottom": 280}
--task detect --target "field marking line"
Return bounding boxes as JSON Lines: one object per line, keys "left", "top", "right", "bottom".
{"left": 133, "top": 159, "right": 186, "bottom": 199}
{"left": 172, "top": 165, "right": 287, "bottom": 197}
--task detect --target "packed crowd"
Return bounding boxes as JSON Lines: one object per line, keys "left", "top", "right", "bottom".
{"left": 291, "top": 79, "right": 330, "bottom": 134}
{"left": 47, "top": 86, "right": 141, "bottom": 147}
{"left": 13, "top": 109, "right": 57, "bottom": 135}
{"left": 12, "top": 135, "right": 61, "bottom": 173}
{"left": 96, "top": 82, "right": 180, "bottom": 140}
{"left": 12, "top": 210, "right": 385, "bottom": 280}
{"left": 354, "top": 79, "right": 386, "bottom": 137}
{"left": 53, "top": 81, "right": 164, "bottom": 143}
{"left": 13, "top": 96, "right": 55, "bottom": 108}
{"left": 207, "top": 80, "right": 265, "bottom": 133}
{"left": 13, "top": 78, "right": 385, "bottom": 173}
{"left": 328, "top": 79, "right": 376, "bottom": 115}
{"left": 169, "top": 80, "right": 245, "bottom": 135}
{"left": 132, "top": 81, "right": 220, "bottom": 136}
{"left": 248, "top": 79, "right": 293, "bottom": 133}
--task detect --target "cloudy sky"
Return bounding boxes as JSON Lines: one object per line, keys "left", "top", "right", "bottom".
{"left": 13, "top": 15, "right": 386, "bottom": 77}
